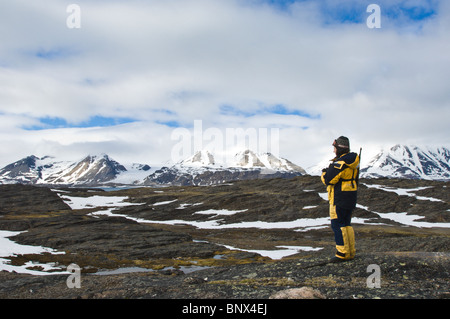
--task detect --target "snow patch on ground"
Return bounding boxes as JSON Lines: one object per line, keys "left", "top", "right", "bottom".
{"left": 221, "top": 244, "right": 323, "bottom": 260}
{"left": 0, "top": 230, "right": 67, "bottom": 275}
{"left": 363, "top": 184, "right": 444, "bottom": 202}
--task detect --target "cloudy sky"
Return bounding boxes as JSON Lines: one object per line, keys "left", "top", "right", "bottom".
{"left": 0, "top": 0, "right": 449, "bottom": 169}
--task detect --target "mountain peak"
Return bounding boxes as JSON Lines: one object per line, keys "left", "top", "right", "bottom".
{"left": 143, "top": 149, "right": 306, "bottom": 186}
{"left": 234, "top": 150, "right": 265, "bottom": 168}
{"left": 177, "top": 149, "right": 306, "bottom": 172}
{"left": 361, "top": 144, "right": 450, "bottom": 180}
{"left": 0, "top": 155, "right": 42, "bottom": 183}
{"left": 180, "top": 150, "right": 216, "bottom": 167}
{"left": 0, "top": 154, "right": 129, "bottom": 186}
{"left": 80, "top": 153, "right": 111, "bottom": 162}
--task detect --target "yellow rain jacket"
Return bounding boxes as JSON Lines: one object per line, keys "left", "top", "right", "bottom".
{"left": 321, "top": 152, "right": 360, "bottom": 218}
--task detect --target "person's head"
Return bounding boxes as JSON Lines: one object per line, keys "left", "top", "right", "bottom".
{"left": 332, "top": 136, "right": 350, "bottom": 157}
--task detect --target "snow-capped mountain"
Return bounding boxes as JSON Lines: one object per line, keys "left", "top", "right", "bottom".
{"left": 176, "top": 150, "right": 306, "bottom": 172}
{"left": 143, "top": 150, "right": 306, "bottom": 186}
{"left": 0, "top": 155, "right": 44, "bottom": 184}
{"left": 42, "top": 154, "right": 127, "bottom": 185}
{"left": 0, "top": 154, "right": 144, "bottom": 186}
{"left": 4, "top": 144, "right": 446, "bottom": 186}
{"left": 0, "top": 150, "right": 306, "bottom": 187}
{"left": 361, "top": 145, "right": 450, "bottom": 180}
{"left": 232, "top": 150, "right": 307, "bottom": 173}
{"left": 179, "top": 150, "right": 216, "bottom": 167}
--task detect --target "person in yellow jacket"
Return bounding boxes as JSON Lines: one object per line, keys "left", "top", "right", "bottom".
{"left": 321, "top": 136, "right": 360, "bottom": 262}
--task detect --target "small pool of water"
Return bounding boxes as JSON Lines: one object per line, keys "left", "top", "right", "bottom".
{"left": 93, "top": 265, "right": 212, "bottom": 276}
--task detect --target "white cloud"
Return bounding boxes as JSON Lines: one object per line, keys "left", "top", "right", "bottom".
{"left": 0, "top": 0, "right": 449, "bottom": 168}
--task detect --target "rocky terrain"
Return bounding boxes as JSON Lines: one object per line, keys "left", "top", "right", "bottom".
{"left": 0, "top": 176, "right": 448, "bottom": 301}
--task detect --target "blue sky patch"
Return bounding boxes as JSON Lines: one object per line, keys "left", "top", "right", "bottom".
{"left": 258, "top": 0, "right": 438, "bottom": 25}
{"left": 33, "top": 47, "right": 78, "bottom": 60}
{"left": 155, "top": 120, "right": 182, "bottom": 128}
{"left": 220, "top": 104, "right": 320, "bottom": 119}
{"left": 24, "top": 116, "right": 136, "bottom": 130}
{"left": 383, "top": 2, "right": 437, "bottom": 22}
{"left": 266, "top": 104, "right": 320, "bottom": 119}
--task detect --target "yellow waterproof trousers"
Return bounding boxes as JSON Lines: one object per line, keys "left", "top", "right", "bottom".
{"left": 330, "top": 205, "right": 356, "bottom": 260}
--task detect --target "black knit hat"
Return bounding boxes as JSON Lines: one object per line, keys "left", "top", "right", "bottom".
{"left": 333, "top": 136, "right": 350, "bottom": 149}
